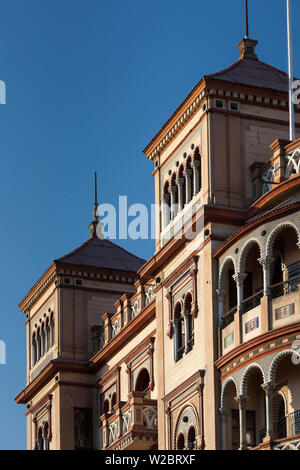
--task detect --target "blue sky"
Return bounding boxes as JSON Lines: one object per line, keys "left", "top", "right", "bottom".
{"left": 0, "top": 0, "right": 299, "bottom": 450}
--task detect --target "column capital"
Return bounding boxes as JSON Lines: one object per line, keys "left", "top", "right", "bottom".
{"left": 233, "top": 272, "right": 248, "bottom": 286}
{"left": 163, "top": 193, "right": 170, "bottom": 203}
{"left": 177, "top": 177, "right": 185, "bottom": 186}
{"left": 219, "top": 407, "right": 231, "bottom": 416}
{"left": 258, "top": 256, "right": 275, "bottom": 267}
{"left": 261, "top": 382, "right": 274, "bottom": 395}
{"left": 184, "top": 168, "right": 193, "bottom": 177}
{"left": 216, "top": 288, "right": 226, "bottom": 298}
{"left": 235, "top": 394, "right": 248, "bottom": 407}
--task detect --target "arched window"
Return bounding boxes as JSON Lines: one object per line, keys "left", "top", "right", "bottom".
{"left": 135, "top": 368, "right": 150, "bottom": 392}
{"left": 193, "top": 147, "right": 201, "bottom": 195}
{"left": 41, "top": 324, "right": 45, "bottom": 357}
{"left": 50, "top": 314, "right": 55, "bottom": 347}
{"left": 37, "top": 427, "right": 43, "bottom": 450}
{"left": 170, "top": 173, "right": 178, "bottom": 220}
{"left": 184, "top": 293, "right": 194, "bottom": 351}
{"left": 178, "top": 164, "right": 186, "bottom": 210}
{"left": 46, "top": 318, "right": 50, "bottom": 352}
{"left": 163, "top": 181, "right": 171, "bottom": 228}
{"left": 37, "top": 328, "right": 41, "bottom": 362}
{"left": 103, "top": 399, "right": 109, "bottom": 415}
{"left": 111, "top": 392, "right": 117, "bottom": 412}
{"left": 43, "top": 422, "right": 49, "bottom": 450}
{"left": 177, "top": 433, "right": 185, "bottom": 450}
{"left": 187, "top": 426, "right": 196, "bottom": 449}
{"left": 32, "top": 333, "right": 37, "bottom": 366}
{"left": 174, "top": 302, "right": 184, "bottom": 361}
{"left": 186, "top": 157, "right": 193, "bottom": 203}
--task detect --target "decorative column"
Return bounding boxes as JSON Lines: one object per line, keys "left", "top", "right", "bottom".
{"left": 165, "top": 406, "right": 172, "bottom": 450}
{"left": 183, "top": 311, "right": 191, "bottom": 354}
{"left": 261, "top": 382, "right": 274, "bottom": 442}
{"left": 197, "top": 377, "right": 205, "bottom": 450}
{"left": 219, "top": 408, "right": 231, "bottom": 450}
{"left": 33, "top": 416, "right": 38, "bottom": 450}
{"left": 190, "top": 261, "right": 199, "bottom": 317}
{"left": 233, "top": 272, "right": 248, "bottom": 312}
{"left": 147, "top": 338, "right": 155, "bottom": 391}
{"left": 216, "top": 288, "right": 226, "bottom": 324}
{"left": 258, "top": 256, "right": 274, "bottom": 296}
{"left": 193, "top": 160, "right": 201, "bottom": 196}
{"left": 126, "top": 365, "right": 132, "bottom": 394}
{"left": 166, "top": 291, "right": 174, "bottom": 339}
{"left": 173, "top": 318, "right": 180, "bottom": 361}
{"left": 177, "top": 177, "right": 185, "bottom": 212}
{"left": 235, "top": 395, "right": 248, "bottom": 450}
{"left": 163, "top": 194, "right": 170, "bottom": 228}
{"left": 47, "top": 394, "right": 53, "bottom": 442}
{"left": 170, "top": 185, "right": 178, "bottom": 220}
{"left": 185, "top": 169, "right": 193, "bottom": 204}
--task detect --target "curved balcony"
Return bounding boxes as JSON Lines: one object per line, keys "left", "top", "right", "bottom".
{"left": 100, "top": 392, "right": 157, "bottom": 450}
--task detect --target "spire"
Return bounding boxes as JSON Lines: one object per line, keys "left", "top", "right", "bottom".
{"left": 245, "top": 0, "right": 249, "bottom": 39}
{"left": 89, "top": 171, "right": 100, "bottom": 238}
{"left": 237, "top": 0, "right": 258, "bottom": 60}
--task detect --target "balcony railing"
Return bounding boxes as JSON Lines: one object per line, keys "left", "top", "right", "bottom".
{"left": 270, "top": 276, "right": 300, "bottom": 300}
{"left": 222, "top": 306, "right": 237, "bottom": 327}
{"left": 242, "top": 290, "right": 263, "bottom": 314}
{"left": 101, "top": 392, "right": 158, "bottom": 450}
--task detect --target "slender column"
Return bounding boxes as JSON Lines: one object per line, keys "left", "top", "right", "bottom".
{"left": 170, "top": 185, "right": 178, "bottom": 219}
{"left": 173, "top": 319, "right": 180, "bottom": 361}
{"left": 235, "top": 395, "right": 248, "bottom": 450}
{"left": 183, "top": 311, "right": 191, "bottom": 354}
{"left": 233, "top": 272, "right": 248, "bottom": 312}
{"left": 193, "top": 160, "right": 201, "bottom": 196}
{"left": 185, "top": 169, "right": 193, "bottom": 204}
{"left": 177, "top": 177, "right": 185, "bottom": 212}
{"left": 163, "top": 194, "right": 170, "bottom": 228}
{"left": 166, "top": 291, "right": 174, "bottom": 339}
{"left": 261, "top": 382, "right": 274, "bottom": 442}
{"left": 165, "top": 406, "right": 172, "bottom": 450}
{"left": 220, "top": 408, "right": 231, "bottom": 450}
{"left": 258, "top": 256, "right": 274, "bottom": 296}
{"left": 216, "top": 289, "right": 226, "bottom": 324}
{"left": 190, "top": 263, "right": 199, "bottom": 317}
{"left": 197, "top": 380, "right": 205, "bottom": 450}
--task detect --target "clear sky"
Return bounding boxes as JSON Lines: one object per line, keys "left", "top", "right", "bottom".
{"left": 0, "top": 0, "right": 299, "bottom": 450}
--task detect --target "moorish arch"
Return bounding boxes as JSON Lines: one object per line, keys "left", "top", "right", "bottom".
{"left": 240, "top": 363, "right": 266, "bottom": 396}
{"left": 268, "top": 349, "right": 296, "bottom": 384}
{"left": 174, "top": 404, "right": 199, "bottom": 450}
{"left": 238, "top": 238, "right": 262, "bottom": 273}
{"left": 266, "top": 222, "right": 300, "bottom": 258}
{"left": 218, "top": 256, "right": 237, "bottom": 292}
{"left": 221, "top": 377, "right": 238, "bottom": 409}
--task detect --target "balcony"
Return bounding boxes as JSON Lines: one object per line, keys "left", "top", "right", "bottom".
{"left": 100, "top": 392, "right": 158, "bottom": 450}
{"left": 221, "top": 278, "right": 300, "bottom": 355}
{"left": 252, "top": 434, "right": 300, "bottom": 450}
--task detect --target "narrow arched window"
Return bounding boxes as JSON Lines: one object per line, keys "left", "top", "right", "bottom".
{"left": 32, "top": 333, "right": 37, "bottom": 366}
{"left": 187, "top": 426, "right": 196, "bottom": 449}
{"left": 50, "top": 314, "right": 55, "bottom": 347}
{"left": 37, "top": 328, "right": 41, "bottom": 362}
{"left": 174, "top": 302, "right": 184, "bottom": 361}
{"left": 184, "top": 293, "right": 194, "bottom": 351}
{"left": 163, "top": 181, "right": 171, "bottom": 228}
{"left": 37, "top": 427, "right": 43, "bottom": 450}
{"left": 46, "top": 318, "right": 50, "bottom": 352}
{"left": 193, "top": 147, "right": 201, "bottom": 195}
{"left": 111, "top": 392, "right": 117, "bottom": 412}
{"left": 41, "top": 323, "right": 45, "bottom": 357}
{"left": 103, "top": 398, "right": 109, "bottom": 415}
{"left": 177, "top": 433, "right": 185, "bottom": 450}
{"left": 135, "top": 368, "right": 150, "bottom": 392}
{"left": 43, "top": 422, "right": 49, "bottom": 450}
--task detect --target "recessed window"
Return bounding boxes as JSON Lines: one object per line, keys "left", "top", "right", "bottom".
{"left": 216, "top": 100, "right": 223, "bottom": 108}
{"left": 75, "top": 279, "right": 82, "bottom": 285}
{"left": 64, "top": 278, "right": 70, "bottom": 284}
{"left": 230, "top": 102, "right": 239, "bottom": 111}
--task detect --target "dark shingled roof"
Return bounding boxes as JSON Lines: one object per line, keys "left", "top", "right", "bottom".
{"left": 55, "top": 236, "right": 146, "bottom": 273}
{"left": 205, "top": 58, "right": 289, "bottom": 93}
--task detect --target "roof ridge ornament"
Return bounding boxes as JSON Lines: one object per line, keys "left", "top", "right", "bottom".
{"left": 237, "top": 1, "right": 258, "bottom": 60}
{"left": 89, "top": 171, "right": 104, "bottom": 239}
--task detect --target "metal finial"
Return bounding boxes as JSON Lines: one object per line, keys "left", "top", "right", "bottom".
{"left": 93, "top": 171, "right": 99, "bottom": 222}
{"left": 245, "top": 0, "right": 249, "bottom": 38}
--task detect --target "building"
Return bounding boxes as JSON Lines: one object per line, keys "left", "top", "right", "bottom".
{"left": 15, "top": 29, "right": 300, "bottom": 451}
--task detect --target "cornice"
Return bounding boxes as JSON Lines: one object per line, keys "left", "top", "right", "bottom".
{"left": 215, "top": 321, "right": 300, "bottom": 372}
{"left": 143, "top": 76, "right": 299, "bottom": 162}
{"left": 162, "top": 369, "right": 205, "bottom": 404}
